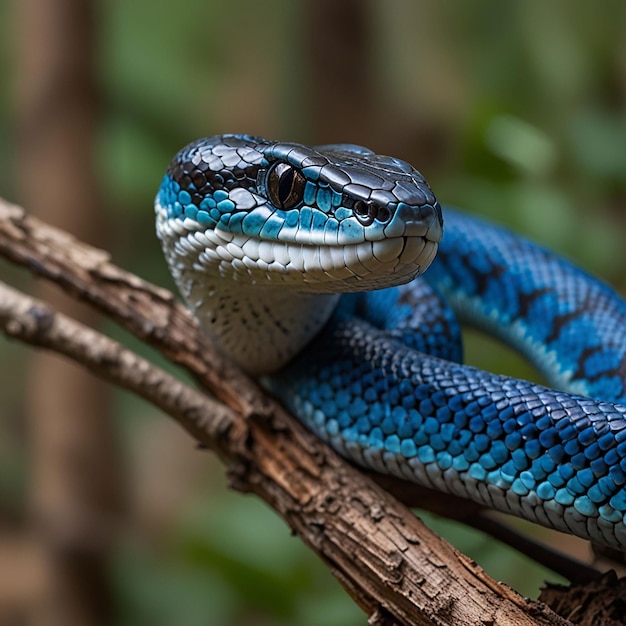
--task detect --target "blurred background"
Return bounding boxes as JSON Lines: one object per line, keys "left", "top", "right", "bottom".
{"left": 0, "top": 1, "right": 625, "bottom": 624}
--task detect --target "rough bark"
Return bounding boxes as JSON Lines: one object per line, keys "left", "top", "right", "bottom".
{"left": 540, "top": 572, "right": 626, "bottom": 626}
{"left": 1, "top": 196, "right": 622, "bottom": 624}
{"left": 304, "top": 0, "right": 449, "bottom": 177}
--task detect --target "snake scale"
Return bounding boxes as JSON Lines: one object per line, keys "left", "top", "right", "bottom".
{"left": 156, "top": 134, "right": 626, "bottom": 550}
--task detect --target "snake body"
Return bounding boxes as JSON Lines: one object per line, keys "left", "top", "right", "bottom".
{"left": 156, "top": 134, "right": 626, "bottom": 549}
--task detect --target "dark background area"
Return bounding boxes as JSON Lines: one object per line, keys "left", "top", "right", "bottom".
{"left": 0, "top": 1, "right": 625, "bottom": 624}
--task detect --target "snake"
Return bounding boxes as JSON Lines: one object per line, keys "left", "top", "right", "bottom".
{"left": 155, "top": 134, "right": 626, "bottom": 550}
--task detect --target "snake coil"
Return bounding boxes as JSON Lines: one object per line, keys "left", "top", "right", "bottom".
{"left": 156, "top": 135, "right": 626, "bottom": 550}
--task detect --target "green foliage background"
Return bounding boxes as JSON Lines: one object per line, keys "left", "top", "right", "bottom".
{"left": 1, "top": 1, "right": 626, "bottom": 624}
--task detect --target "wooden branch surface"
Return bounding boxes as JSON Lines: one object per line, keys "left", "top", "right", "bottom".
{"left": 0, "top": 196, "right": 610, "bottom": 624}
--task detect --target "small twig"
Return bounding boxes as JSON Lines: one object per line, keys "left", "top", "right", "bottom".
{"left": 0, "top": 280, "right": 234, "bottom": 447}
{"left": 471, "top": 514, "right": 600, "bottom": 584}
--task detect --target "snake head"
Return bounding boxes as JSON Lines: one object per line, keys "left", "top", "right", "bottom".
{"left": 155, "top": 134, "right": 442, "bottom": 293}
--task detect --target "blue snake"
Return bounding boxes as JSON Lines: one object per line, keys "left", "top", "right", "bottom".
{"left": 155, "top": 134, "right": 626, "bottom": 550}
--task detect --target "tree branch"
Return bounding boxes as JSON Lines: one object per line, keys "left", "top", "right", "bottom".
{"left": 0, "top": 195, "right": 614, "bottom": 624}
{"left": 0, "top": 280, "right": 234, "bottom": 446}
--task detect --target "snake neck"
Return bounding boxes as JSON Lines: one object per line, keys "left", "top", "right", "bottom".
{"left": 191, "top": 282, "right": 339, "bottom": 375}
{"left": 169, "top": 259, "right": 340, "bottom": 375}
{"left": 156, "top": 207, "right": 342, "bottom": 375}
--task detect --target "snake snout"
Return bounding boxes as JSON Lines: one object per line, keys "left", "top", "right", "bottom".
{"left": 387, "top": 201, "right": 443, "bottom": 242}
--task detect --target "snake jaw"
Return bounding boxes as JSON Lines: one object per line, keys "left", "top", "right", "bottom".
{"left": 157, "top": 203, "right": 437, "bottom": 291}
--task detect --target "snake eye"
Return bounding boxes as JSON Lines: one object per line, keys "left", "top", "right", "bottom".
{"left": 353, "top": 200, "right": 391, "bottom": 226}
{"left": 267, "top": 162, "right": 306, "bottom": 209}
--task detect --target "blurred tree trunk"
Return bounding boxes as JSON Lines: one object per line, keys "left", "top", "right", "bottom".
{"left": 304, "top": 0, "right": 448, "bottom": 166}
{"left": 14, "top": 1, "right": 121, "bottom": 624}
{"left": 304, "top": 0, "right": 376, "bottom": 145}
